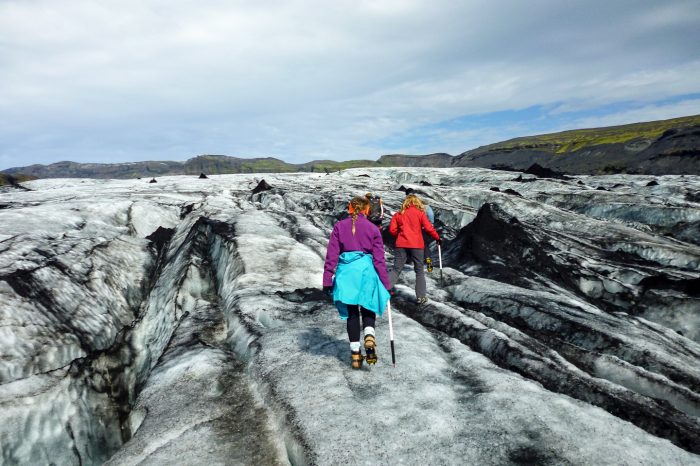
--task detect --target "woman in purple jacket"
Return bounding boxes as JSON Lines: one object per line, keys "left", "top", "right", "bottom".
{"left": 323, "top": 196, "right": 392, "bottom": 369}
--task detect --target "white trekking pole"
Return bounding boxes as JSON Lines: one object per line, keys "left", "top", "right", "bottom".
{"left": 438, "top": 243, "right": 444, "bottom": 287}
{"left": 387, "top": 300, "right": 396, "bottom": 367}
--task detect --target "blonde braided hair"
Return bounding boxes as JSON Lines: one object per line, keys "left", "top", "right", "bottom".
{"left": 348, "top": 196, "right": 370, "bottom": 235}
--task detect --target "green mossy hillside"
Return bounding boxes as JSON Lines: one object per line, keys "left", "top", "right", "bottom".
{"left": 0, "top": 174, "right": 36, "bottom": 186}
{"left": 476, "top": 114, "right": 700, "bottom": 155}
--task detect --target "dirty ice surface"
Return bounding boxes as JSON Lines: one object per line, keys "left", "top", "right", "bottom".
{"left": 0, "top": 168, "right": 699, "bottom": 465}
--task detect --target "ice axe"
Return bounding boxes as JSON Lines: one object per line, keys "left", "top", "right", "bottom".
{"left": 387, "top": 299, "right": 396, "bottom": 367}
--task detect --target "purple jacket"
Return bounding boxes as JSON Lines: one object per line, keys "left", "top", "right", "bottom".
{"left": 323, "top": 214, "right": 391, "bottom": 290}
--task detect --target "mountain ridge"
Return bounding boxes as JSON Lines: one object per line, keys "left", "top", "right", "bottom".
{"left": 454, "top": 114, "right": 700, "bottom": 174}
{"left": 2, "top": 114, "right": 699, "bottom": 181}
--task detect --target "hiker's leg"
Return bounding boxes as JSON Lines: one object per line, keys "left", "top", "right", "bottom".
{"left": 361, "top": 306, "right": 377, "bottom": 362}
{"left": 410, "top": 248, "right": 426, "bottom": 298}
{"left": 389, "top": 248, "right": 408, "bottom": 287}
{"left": 346, "top": 304, "right": 361, "bottom": 352}
{"left": 360, "top": 307, "right": 376, "bottom": 334}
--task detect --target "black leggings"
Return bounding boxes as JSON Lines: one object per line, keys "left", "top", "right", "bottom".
{"left": 346, "top": 305, "right": 376, "bottom": 342}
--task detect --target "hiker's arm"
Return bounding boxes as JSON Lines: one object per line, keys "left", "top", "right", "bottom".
{"left": 323, "top": 226, "right": 340, "bottom": 287}
{"left": 421, "top": 212, "right": 440, "bottom": 241}
{"left": 388, "top": 214, "right": 400, "bottom": 236}
{"left": 371, "top": 228, "right": 391, "bottom": 290}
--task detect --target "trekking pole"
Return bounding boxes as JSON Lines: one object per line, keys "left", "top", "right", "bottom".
{"left": 438, "top": 243, "right": 444, "bottom": 287}
{"left": 387, "top": 300, "right": 396, "bottom": 367}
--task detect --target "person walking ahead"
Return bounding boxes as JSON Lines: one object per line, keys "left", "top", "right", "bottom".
{"left": 388, "top": 194, "right": 440, "bottom": 305}
{"left": 365, "top": 192, "right": 385, "bottom": 228}
{"left": 323, "top": 196, "right": 392, "bottom": 369}
{"left": 405, "top": 188, "right": 436, "bottom": 272}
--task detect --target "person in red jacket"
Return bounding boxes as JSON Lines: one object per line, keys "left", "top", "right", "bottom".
{"left": 388, "top": 194, "right": 441, "bottom": 304}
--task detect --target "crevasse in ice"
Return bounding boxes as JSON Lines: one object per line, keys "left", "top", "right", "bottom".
{"left": 0, "top": 168, "right": 698, "bottom": 465}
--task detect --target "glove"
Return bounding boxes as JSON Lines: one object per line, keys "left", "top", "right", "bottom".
{"left": 323, "top": 285, "right": 333, "bottom": 297}
{"left": 436, "top": 238, "right": 442, "bottom": 246}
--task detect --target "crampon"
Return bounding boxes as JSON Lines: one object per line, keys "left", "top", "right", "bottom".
{"left": 364, "top": 335, "right": 378, "bottom": 365}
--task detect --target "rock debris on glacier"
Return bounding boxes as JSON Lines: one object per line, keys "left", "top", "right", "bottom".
{"left": 0, "top": 168, "right": 699, "bottom": 465}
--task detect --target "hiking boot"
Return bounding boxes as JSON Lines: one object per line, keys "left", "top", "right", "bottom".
{"left": 364, "top": 334, "right": 377, "bottom": 364}
{"left": 417, "top": 297, "right": 429, "bottom": 305}
{"left": 425, "top": 257, "right": 433, "bottom": 273}
{"left": 351, "top": 351, "right": 363, "bottom": 370}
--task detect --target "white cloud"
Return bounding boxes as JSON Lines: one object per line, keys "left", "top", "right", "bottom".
{"left": 565, "top": 99, "right": 700, "bottom": 131}
{"left": 1, "top": 0, "right": 699, "bottom": 168}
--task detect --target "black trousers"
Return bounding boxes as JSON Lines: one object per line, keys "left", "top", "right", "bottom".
{"left": 347, "top": 305, "right": 376, "bottom": 342}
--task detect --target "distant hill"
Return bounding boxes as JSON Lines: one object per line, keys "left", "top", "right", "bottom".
{"left": 376, "top": 153, "right": 453, "bottom": 167}
{"left": 1, "top": 154, "right": 441, "bottom": 180}
{"left": 454, "top": 114, "right": 700, "bottom": 174}
{"left": 3, "top": 115, "right": 700, "bottom": 179}
{"left": 1, "top": 156, "right": 295, "bottom": 180}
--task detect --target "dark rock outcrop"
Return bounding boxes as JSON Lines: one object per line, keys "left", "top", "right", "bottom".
{"left": 443, "top": 203, "right": 563, "bottom": 287}
{"left": 524, "top": 163, "right": 570, "bottom": 179}
{"left": 503, "top": 188, "right": 523, "bottom": 197}
{"left": 252, "top": 179, "right": 272, "bottom": 194}
{"left": 512, "top": 174, "right": 537, "bottom": 182}
{"left": 145, "top": 227, "right": 176, "bottom": 257}
{"left": 180, "top": 203, "right": 195, "bottom": 219}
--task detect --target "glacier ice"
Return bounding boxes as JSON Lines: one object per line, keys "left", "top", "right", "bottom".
{"left": 0, "top": 169, "right": 699, "bottom": 465}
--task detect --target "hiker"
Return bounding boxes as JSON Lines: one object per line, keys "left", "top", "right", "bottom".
{"left": 388, "top": 194, "right": 440, "bottom": 305}
{"left": 405, "top": 188, "right": 436, "bottom": 272}
{"left": 323, "top": 196, "right": 391, "bottom": 369}
{"left": 365, "top": 192, "right": 385, "bottom": 228}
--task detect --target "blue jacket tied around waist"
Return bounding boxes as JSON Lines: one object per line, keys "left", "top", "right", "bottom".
{"left": 333, "top": 252, "right": 390, "bottom": 319}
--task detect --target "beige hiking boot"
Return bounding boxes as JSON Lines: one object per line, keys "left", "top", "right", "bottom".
{"left": 351, "top": 351, "right": 363, "bottom": 369}
{"left": 364, "top": 335, "right": 377, "bottom": 365}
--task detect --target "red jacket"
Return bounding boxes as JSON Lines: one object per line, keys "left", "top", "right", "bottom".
{"left": 389, "top": 206, "right": 440, "bottom": 248}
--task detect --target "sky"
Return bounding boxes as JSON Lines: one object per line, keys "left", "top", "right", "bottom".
{"left": 1, "top": 0, "right": 700, "bottom": 170}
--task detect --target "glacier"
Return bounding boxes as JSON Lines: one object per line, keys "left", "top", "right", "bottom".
{"left": 0, "top": 168, "right": 699, "bottom": 465}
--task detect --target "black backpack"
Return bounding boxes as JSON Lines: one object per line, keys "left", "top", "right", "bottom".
{"left": 368, "top": 195, "right": 383, "bottom": 223}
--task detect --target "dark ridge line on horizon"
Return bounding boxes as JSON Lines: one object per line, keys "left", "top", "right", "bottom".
{"left": 2, "top": 113, "right": 700, "bottom": 179}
